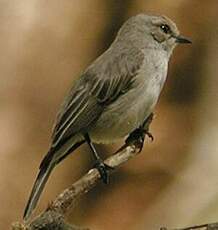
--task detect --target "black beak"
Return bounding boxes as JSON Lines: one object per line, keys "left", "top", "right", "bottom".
{"left": 175, "top": 35, "right": 192, "bottom": 44}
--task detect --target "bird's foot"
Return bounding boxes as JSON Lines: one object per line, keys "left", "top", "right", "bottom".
{"left": 145, "top": 130, "right": 154, "bottom": 142}
{"left": 125, "top": 128, "right": 145, "bottom": 152}
{"left": 125, "top": 127, "right": 154, "bottom": 152}
{"left": 94, "top": 160, "right": 113, "bottom": 184}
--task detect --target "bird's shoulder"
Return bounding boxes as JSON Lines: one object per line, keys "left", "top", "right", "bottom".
{"left": 81, "top": 45, "right": 145, "bottom": 102}
{"left": 86, "top": 45, "right": 144, "bottom": 80}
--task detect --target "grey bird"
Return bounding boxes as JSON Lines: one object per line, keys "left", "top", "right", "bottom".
{"left": 23, "top": 14, "right": 191, "bottom": 220}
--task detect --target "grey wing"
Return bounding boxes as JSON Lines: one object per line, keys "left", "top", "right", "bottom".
{"left": 51, "top": 80, "right": 102, "bottom": 148}
{"left": 50, "top": 47, "right": 144, "bottom": 151}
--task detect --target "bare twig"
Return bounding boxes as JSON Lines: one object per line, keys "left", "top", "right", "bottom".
{"left": 11, "top": 113, "right": 218, "bottom": 230}
{"left": 10, "top": 113, "right": 153, "bottom": 230}
{"left": 49, "top": 143, "right": 140, "bottom": 216}
{"left": 12, "top": 120, "right": 149, "bottom": 230}
{"left": 18, "top": 144, "right": 140, "bottom": 230}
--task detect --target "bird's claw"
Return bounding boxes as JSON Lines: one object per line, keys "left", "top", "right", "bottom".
{"left": 125, "top": 127, "right": 154, "bottom": 152}
{"left": 94, "top": 160, "right": 113, "bottom": 184}
{"left": 125, "top": 128, "right": 145, "bottom": 152}
{"left": 144, "top": 130, "right": 154, "bottom": 142}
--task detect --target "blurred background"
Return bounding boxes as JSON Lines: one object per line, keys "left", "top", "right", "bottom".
{"left": 0, "top": 0, "right": 218, "bottom": 229}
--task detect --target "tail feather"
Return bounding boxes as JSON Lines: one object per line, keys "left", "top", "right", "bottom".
{"left": 23, "top": 162, "right": 55, "bottom": 220}
{"left": 23, "top": 137, "right": 85, "bottom": 220}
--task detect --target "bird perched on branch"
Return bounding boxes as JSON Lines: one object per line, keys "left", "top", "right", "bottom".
{"left": 23, "top": 13, "right": 191, "bottom": 220}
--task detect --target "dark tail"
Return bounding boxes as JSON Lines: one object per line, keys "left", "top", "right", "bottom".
{"left": 23, "top": 139, "right": 86, "bottom": 220}
{"left": 23, "top": 161, "right": 55, "bottom": 220}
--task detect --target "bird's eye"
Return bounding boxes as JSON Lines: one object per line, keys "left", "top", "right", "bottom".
{"left": 160, "top": 24, "right": 171, "bottom": 34}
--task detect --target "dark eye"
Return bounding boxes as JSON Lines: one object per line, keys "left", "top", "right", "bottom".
{"left": 160, "top": 24, "right": 171, "bottom": 34}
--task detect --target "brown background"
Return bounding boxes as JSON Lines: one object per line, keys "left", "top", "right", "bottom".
{"left": 0, "top": 0, "right": 218, "bottom": 229}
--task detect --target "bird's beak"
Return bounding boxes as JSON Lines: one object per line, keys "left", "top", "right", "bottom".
{"left": 175, "top": 35, "right": 192, "bottom": 44}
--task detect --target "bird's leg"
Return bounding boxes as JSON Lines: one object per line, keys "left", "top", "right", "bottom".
{"left": 125, "top": 113, "right": 154, "bottom": 152}
{"left": 84, "top": 133, "right": 113, "bottom": 184}
{"left": 142, "top": 112, "right": 154, "bottom": 141}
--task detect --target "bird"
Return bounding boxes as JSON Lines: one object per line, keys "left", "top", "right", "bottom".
{"left": 23, "top": 13, "right": 191, "bottom": 220}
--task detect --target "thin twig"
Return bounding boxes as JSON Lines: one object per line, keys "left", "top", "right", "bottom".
{"left": 11, "top": 112, "right": 218, "bottom": 230}
{"left": 11, "top": 114, "right": 153, "bottom": 229}
{"left": 12, "top": 136, "right": 143, "bottom": 229}
{"left": 48, "top": 143, "right": 140, "bottom": 215}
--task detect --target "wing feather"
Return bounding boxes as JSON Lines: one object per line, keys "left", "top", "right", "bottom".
{"left": 53, "top": 90, "right": 87, "bottom": 137}
{"left": 50, "top": 47, "right": 144, "bottom": 152}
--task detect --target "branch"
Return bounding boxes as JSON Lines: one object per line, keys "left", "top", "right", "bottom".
{"left": 49, "top": 143, "right": 140, "bottom": 216}
{"left": 13, "top": 145, "right": 141, "bottom": 230}
{"left": 11, "top": 113, "right": 218, "bottom": 230}
{"left": 12, "top": 113, "right": 153, "bottom": 230}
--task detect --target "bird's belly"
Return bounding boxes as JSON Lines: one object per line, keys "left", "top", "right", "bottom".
{"left": 89, "top": 85, "right": 159, "bottom": 144}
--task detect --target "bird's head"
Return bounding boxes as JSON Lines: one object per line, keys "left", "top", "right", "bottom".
{"left": 116, "top": 14, "right": 191, "bottom": 56}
